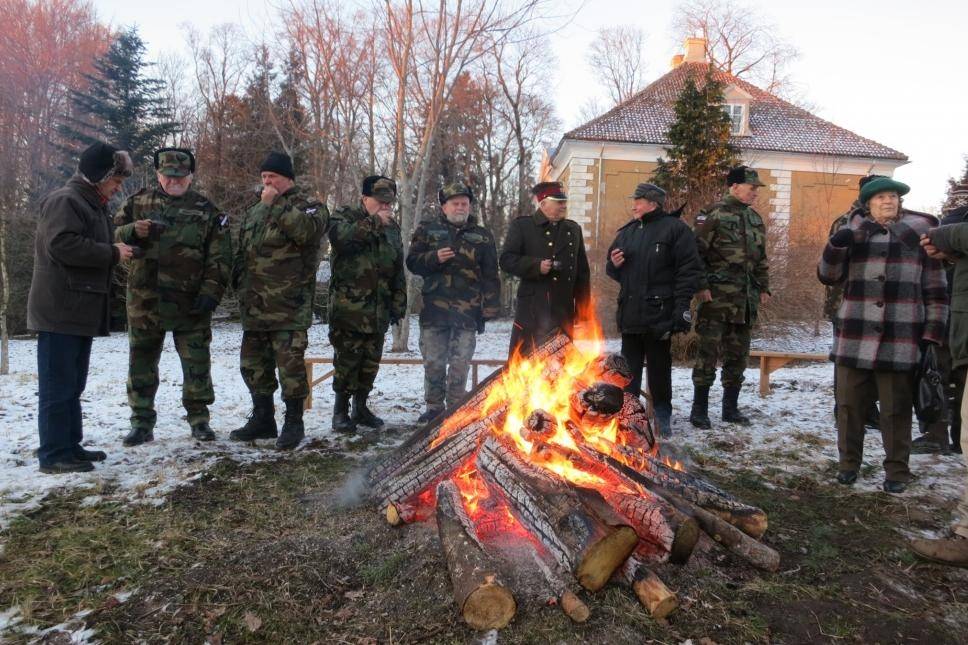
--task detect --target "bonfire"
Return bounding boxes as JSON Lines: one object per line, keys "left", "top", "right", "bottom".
{"left": 366, "top": 306, "right": 778, "bottom": 630}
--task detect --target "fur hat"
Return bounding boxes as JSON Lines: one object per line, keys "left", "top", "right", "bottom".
{"left": 79, "top": 141, "right": 133, "bottom": 183}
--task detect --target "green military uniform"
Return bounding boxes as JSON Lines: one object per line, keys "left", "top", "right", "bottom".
{"left": 692, "top": 177, "right": 770, "bottom": 390}
{"left": 234, "top": 186, "right": 327, "bottom": 400}
{"left": 328, "top": 198, "right": 407, "bottom": 397}
{"left": 406, "top": 183, "right": 501, "bottom": 417}
{"left": 114, "top": 149, "right": 231, "bottom": 438}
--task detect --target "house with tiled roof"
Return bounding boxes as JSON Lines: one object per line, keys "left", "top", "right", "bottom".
{"left": 543, "top": 37, "right": 908, "bottom": 312}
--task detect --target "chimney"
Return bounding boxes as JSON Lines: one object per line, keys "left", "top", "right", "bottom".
{"left": 670, "top": 54, "right": 684, "bottom": 69}
{"left": 683, "top": 37, "right": 707, "bottom": 63}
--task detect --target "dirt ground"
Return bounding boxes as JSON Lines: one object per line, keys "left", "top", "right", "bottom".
{"left": 2, "top": 432, "right": 967, "bottom": 645}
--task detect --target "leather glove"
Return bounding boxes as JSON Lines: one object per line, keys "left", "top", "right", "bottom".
{"left": 191, "top": 295, "right": 219, "bottom": 314}
{"left": 829, "top": 228, "right": 854, "bottom": 248}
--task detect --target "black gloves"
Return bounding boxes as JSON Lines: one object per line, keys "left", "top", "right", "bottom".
{"left": 192, "top": 295, "right": 219, "bottom": 314}
{"left": 829, "top": 228, "right": 854, "bottom": 248}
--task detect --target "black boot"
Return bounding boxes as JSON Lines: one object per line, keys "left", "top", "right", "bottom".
{"left": 276, "top": 399, "right": 305, "bottom": 450}
{"left": 190, "top": 421, "right": 216, "bottom": 442}
{"left": 352, "top": 392, "right": 384, "bottom": 428}
{"left": 333, "top": 392, "right": 357, "bottom": 434}
{"left": 722, "top": 386, "right": 751, "bottom": 425}
{"left": 689, "top": 386, "right": 712, "bottom": 429}
{"left": 229, "top": 394, "right": 277, "bottom": 441}
{"left": 122, "top": 426, "right": 154, "bottom": 447}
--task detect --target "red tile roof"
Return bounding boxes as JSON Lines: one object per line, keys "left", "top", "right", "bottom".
{"left": 564, "top": 62, "right": 907, "bottom": 161}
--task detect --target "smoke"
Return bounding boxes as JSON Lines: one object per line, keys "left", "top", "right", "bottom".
{"left": 334, "top": 466, "right": 372, "bottom": 509}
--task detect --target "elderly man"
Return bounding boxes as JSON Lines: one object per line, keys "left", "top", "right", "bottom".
{"left": 406, "top": 182, "right": 500, "bottom": 423}
{"left": 115, "top": 148, "right": 232, "bottom": 446}
{"left": 690, "top": 166, "right": 771, "bottom": 429}
{"left": 27, "top": 141, "right": 134, "bottom": 473}
{"left": 328, "top": 175, "right": 407, "bottom": 433}
{"left": 606, "top": 183, "right": 701, "bottom": 436}
{"left": 910, "top": 206, "right": 968, "bottom": 565}
{"left": 818, "top": 177, "right": 947, "bottom": 493}
{"left": 500, "top": 181, "right": 590, "bottom": 356}
{"left": 232, "top": 152, "right": 327, "bottom": 449}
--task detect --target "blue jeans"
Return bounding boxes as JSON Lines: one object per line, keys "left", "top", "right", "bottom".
{"left": 37, "top": 332, "right": 93, "bottom": 466}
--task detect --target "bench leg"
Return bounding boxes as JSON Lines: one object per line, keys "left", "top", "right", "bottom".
{"left": 759, "top": 357, "right": 793, "bottom": 397}
{"left": 305, "top": 362, "right": 314, "bottom": 410}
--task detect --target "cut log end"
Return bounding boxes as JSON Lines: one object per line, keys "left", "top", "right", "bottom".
{"left": 463, "top": 581, "right": 516, "bottom": 631}
{"left": 669, "top": 515, "right": 700, "bottom": 565}
{"left": 560, "top": 590, "right": 590, "bottom": 623}
{"left": 714, "top": 509, "right": 769, "bottom": 540}
{"left": 386, "top": 503, "right": 402, "bottom": 526}
{"left": 576, "top": 526, "right": 639, "bottom": 591}
{"left": 631, "top": 569, "right": 678, "bottom": 620}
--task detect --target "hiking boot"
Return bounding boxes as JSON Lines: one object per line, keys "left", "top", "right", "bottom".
{"left": 332, "top": 392, "right": 357, "bottom": 434}
{"left": 653, "top": 402, "right": 673, "bottom": 438}
{"left": 230, "top": 394, "right": 277, "bottom": 441}
{"left": 352, "top": 392, "right": 384, "bottom": 428}
{"left": 417, "top": 407, "right": 444, "bottom": 425}
{"left": 722, "top": 386, "right": 751, "bottom": 425}
{"left": 74, "top": 447, "right": 107, "bottom": 462}
{"left": 911, "top": 435, "right": 949, "bottom": 455}
{"left": 190, "top": 422, "right": 216, "bottom": 442}
{"left": 910, "top": 537, "right": 968, "bottom": 568}
{"left": 689, "top": 386, "right": 711, "bottom": 429}
{"left": 883, "top": 479, "right": 907, "bottom": 494}
{"left": 39, "top": 459, "right": 95, "bottom": 474}
{"left": 836, "top": 470, "right": 858, "bottom": 485}
{"left": 276, "top": 399, "right": 306, "bottom": 450}
{"left": 122, "top": 427, "right": 154, "bottom": 447}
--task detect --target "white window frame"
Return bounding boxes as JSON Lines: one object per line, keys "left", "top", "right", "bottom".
{"left": 725, "top": 103, "right": 745, "bottom": 135}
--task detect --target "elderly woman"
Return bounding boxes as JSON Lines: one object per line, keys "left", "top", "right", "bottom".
{"left": 818, "top": 177, "right": 948, "bottom": 493}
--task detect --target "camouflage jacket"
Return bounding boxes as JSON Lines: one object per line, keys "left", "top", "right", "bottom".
{"left": 234, "top": 186, "right": 327, "bottom": 331}
{"left": 328, "top": 203, "right": 407, "bottom": 334}
{"left": 115, "top": 188, "right": 231, "bottom": 331}
{"left": 822, "top": 201, "right": 860, "bottom": 321}
{"left": 694, "top": 194, "right": 770, "bottom": 324}
{"left": 406, "top": 213, "right": 500, "bottom": 331}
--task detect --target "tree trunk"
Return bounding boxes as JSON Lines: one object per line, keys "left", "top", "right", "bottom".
{"left": 0, "top": 205, "right": 9, "bottom": 375}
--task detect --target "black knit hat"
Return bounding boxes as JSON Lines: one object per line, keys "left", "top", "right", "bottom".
{"left": 259, "top": 152, "right": 295, "bottom": 180}
{"left": 79, "top": 141, "right": 129, "bottom": 183}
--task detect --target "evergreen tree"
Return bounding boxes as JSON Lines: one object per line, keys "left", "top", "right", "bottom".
{"left": 943, "top": 158, "right": 968, "bottom": 211}
{"left": 652, "top": 70, "right": 739, "bottom": 221}
{"left": 60, "top": 26, "right": 179, "bottom": 183}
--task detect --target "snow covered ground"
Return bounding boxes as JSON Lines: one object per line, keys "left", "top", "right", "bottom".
{"left": 0, "top": 318, "right": 965, "bottom": 535}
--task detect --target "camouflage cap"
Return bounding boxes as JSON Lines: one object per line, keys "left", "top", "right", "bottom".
{"left": 438, "top": 181, "right": 474, "bottom": 205}
{"left": 726, "top": 165, "right": 765, "bottom": 187}
{"left": 362, "top": 175, "right": 397, "bottom": 203}
{"left": 154, "top": 148, "right": 195, "bottom": 177}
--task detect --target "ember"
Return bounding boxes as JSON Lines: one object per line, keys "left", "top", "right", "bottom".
{"left": 368, "top": 305, "right": 778, "bottom": 630}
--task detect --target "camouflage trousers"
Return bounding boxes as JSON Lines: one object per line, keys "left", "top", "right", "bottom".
{"left": 240, "top": 330, "right": 309, "bottom": 400}
{"left": 691, "top": 317, "right": 752, "bottom": 388}
{"left": 128, "top": 326, "right": 213, "bottom": 430}
{"left": 419, "top": 325, "right": 477, "bottom": 410}
{"left": 329, "top": 327, "right": 385, "bottom": 394}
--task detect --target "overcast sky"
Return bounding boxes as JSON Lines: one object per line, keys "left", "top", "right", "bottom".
{"left": 93, "top": 0, "right": 967, "bottom": 212}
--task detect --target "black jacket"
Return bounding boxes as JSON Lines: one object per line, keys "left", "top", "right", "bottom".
{"left": 500, "top": 211, "right": 590, "bottom": 342}
{"left": 605, "top": 209, "right": 701, "bottom": 334}
{"left": 27, "top": 176, "right": 118, "bottom": 337}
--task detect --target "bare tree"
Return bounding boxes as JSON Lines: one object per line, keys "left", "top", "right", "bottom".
{"left": 586, "top": 25, "right": 646, "bottom": 105}
{"left": 673, "top": 0, "right": 799, "bottom": 98}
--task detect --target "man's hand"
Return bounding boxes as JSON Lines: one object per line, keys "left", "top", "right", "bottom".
{"left": 261, "top": 185, "right": 279, "bottom": 205}
{"left": 437, "top": 247, "right": 456, "bottom": 263}
{"left": 760, "top": 292, "right": 771, "bottom": 306}
{"left": 376, "top": 209, "right": 394, "bottom": 226}
{"left": 134, "top": 219, "right": 151, "bottom": 239}
{"left": 115, "top": 242, "right": 134, "bottom": 261}
{"left": 696, "top": 289, "right": 712, "bottom": 303}
{"left": 609, "top": 248, "right": 625, "bottom": 268}
{"left": 920, "top": 232, "right": 949, "bottom": 260}
{"left": 539, "top": 259, "right": 553, "bottom": 275}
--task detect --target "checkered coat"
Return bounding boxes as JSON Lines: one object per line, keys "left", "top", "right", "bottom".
{"left": 817, "top": 207, "right": 947, "bottom": 371}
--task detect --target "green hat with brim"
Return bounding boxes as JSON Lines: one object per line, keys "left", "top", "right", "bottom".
{"left": 859, "top": 176, "right": 909, "bottom": 204}
{"left": 154, "top": 148, "right": 195, "bottom": 177}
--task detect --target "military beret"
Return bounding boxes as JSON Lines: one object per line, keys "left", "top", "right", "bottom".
{"left": 154, "top": 147, "right": 195, "bottom": 177}
{"left": 362, "top": 175, "right": 397, "bottom": 203}
{"left": 532, "top": 181, "right": 567, "bottom": 202}
{"left": 726, "top": 165, "right": 765, "bottom": 187}
{"left": 438, "top": 181, "right": 474, "bottom": 205}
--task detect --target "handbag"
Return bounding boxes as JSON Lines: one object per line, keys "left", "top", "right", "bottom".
{"left": 915, "top": 343, "right": 947, "bottom": 424}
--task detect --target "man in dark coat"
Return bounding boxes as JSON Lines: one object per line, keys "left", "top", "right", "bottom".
{"left": 27, "top": 141, "right": 135, "bottom": 473}
{"left": 606, "top": 183, "right": 701, "bottom": 436}
{"left": 500, "top": 181, "right": 590, "bottom": 356}
{"left": 818, "top": 176, "right": 948, "bottom": 493}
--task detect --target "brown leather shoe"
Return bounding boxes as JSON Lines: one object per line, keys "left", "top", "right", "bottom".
{"left": 910, "top": 537, "right": 968, "bottom": 568}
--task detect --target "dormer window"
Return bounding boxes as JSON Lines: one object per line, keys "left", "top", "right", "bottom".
{"left": 725, "top": 104, "right": 745, "bottom": 135}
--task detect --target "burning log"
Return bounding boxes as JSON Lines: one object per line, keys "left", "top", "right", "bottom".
{"left": 621, "top": 557, "right": 678, "bottom": 620}
{"left": 593, "top": 353, "right": 633, "bottom": 389}
{"left": 477, "top": 436, "right": 639, "bottom": 592}
{"left": 435, "top": 481, "right": 517, "bottom": 630}
{"left": 519, "top": 409, "right": 555, "bottom": 445}
{"left": 571, "top": 382, "right": 625, "bottom": 420}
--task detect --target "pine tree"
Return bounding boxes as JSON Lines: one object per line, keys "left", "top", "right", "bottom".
{"left": 943, "top": 158, "right": 968, "bottom": 211}
{"left": 652, "top": 70, "right": 739, "bottom": 222}
{"left": 59, "top": 26, "right": 179, "bottom": 183}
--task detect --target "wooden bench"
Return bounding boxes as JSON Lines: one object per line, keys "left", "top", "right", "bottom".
{"left": 303, "top": 357, "right": 505, "bottom": 409}
{"left": 749, "top": 350, "right": 828, "bottom": 397}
